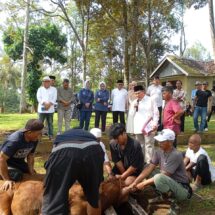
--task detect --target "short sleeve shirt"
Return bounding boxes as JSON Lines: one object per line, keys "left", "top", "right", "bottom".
{"left": 163, "top": 99, "right": 182, "bottom": 134}
{"left": 196, "top": 90, "right": 212, "bottom": 107}
{"left": 151, "top": 148, "right": 188, "bottom": 184}
{"left": 110, "top": 136, "right": 144, "bottom": 175}
{"left": 185, "top": 147, "right": 215, "bottom": 181}
{"left": 0, "top": 130, "right": 38, "bottom": 172}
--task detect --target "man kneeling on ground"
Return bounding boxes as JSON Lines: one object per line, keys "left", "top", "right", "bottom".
{"left": 0, "top": 119, "right": 44, "bottom": 191}
{"left": 42, "top": 128, "right": 104, "bottom": 215}
{"left": 128, "top": 129, "right": 192, "bottom": 203}
{"left": 109, "top": 123, "right": 144, "bottom": 187}
{"left": 184, "top": 134, "right": 215, "bottom": 191}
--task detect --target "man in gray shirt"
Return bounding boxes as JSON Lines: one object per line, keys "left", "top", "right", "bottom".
{"left": 57, "top": 79, "right": 74, "bottom": 134}
{"left": 127, "top": 129, "right": 192, "bottom": 202}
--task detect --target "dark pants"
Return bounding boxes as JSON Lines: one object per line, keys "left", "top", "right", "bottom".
{"left": 79, "top": 111, "right": 92, "bottom": 130}
{"left": 95, "top": 110, "right": 107, "bottom": 132}
{"left": 205, "top": 106, "right": 215, "bottom": 129}
{"left": 112, "top": 111, "right": 125, "bottom": 125}
{"left": 180, "top": 112, "right": 185, "bottom": 132}
{"left": 39, "top": 113, "right": 54, "bottom": 137}
{"left": 207, "top": 106, "right": 215, "bottom": 122}
{"left": 42, "top": 145, "right": 104, "bottom": 215}
{"left": 192, "top": 154, "right": 212, "bottom": 185}
{"left": 158, "top": 106, "right": 162, "bottom": 131}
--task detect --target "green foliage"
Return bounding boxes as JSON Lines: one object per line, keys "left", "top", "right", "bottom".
{"left": 3, "top": 27, "right": 23, "bottom": 61}
{"left": 0, "top": 87, "right": 20, "bottom": 113}
{"left": 3, "top": 23, "right": 67, "bottom": 107}
{"left": 184, "top": 42, "right": 212, "bottom": 61}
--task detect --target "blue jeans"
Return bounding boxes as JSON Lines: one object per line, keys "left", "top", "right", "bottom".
{"left": 193, "top": 106, "right": 207, "bottom": 131}
{"left": 39, "top": 113, "right": 54, "bottom": 137}
{"left": 79, "top": 111, "right": 92, "bottom": 130}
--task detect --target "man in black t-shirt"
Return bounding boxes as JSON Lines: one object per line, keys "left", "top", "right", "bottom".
{"left": 193, "top": 81, "right": 212, "bottom": 132}
{"left": 0, "top": 119, "right": 44, "bottom": 191}
{"left": 109, "top": 123, "right": 144, "bottom": 187}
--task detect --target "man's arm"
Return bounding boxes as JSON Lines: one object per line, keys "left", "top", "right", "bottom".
{"left": 119, "top": 166, "right": 137, "bottom": 180}
{"left": 208, "top": 96, "right": 212, "bottom": 113}
{"left": 27, "top": 153, "right": 35, "bottom": 175}
{"left": 185, "top": 160, "right": 196, "bottom": 171}
{"left": 130, "top": 163, "right": 156, "bottom": 186}
{"left": 184, "top": 156, "right": 190, "bottom": 166}
{"left": 115, "top": 160, "right": 126, "bottom": 174}
{"left": 0, "top": 152, "right": 14, "bottom": 191}
{"left": 0, "top": 152, "right": 10, "bottom": 180}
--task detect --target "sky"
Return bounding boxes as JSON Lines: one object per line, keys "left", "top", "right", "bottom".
{"left": 0, "top": 3, "right": 213, "bottom": 57}
{"left": 172, "top": 4, "right": 213, "bottom": 57}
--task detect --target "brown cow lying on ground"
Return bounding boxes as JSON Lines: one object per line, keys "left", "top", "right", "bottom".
{"left": 0, "top": 174, "right": 125, "bottom": 215}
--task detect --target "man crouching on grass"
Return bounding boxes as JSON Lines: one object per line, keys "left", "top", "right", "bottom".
{"left": 109, "top": 123, "right": 144, "bottom": 189}
{"left": 0, "top": 119, "right": 44, "bottom": 191}
{"left": 127, "top": 129, "right": 192, "bottom": 209}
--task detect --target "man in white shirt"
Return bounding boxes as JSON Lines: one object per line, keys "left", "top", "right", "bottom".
{"left": 147, "top": 76, "right": 163, "bottom": 131}
{"left": 111, "top": 80, "right": 128, "bottom": 125}
{"left": 131, "top": 85, "right": 159, "bottom": 164}
{"left": 184, "top": 134, "right": 215, "bottom": 191}
{"left": 37, "top": 76, "right": 57, "bottom": 140}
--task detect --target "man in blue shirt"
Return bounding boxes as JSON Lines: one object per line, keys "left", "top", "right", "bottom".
{"left": 79, "top": 80, "right": 94, "bottom": 130}
{"left": 94, "top": 81, "right": 109, "bottom": 132}
{"left": 0, "top": 119, "right": 44, "bottom": 191}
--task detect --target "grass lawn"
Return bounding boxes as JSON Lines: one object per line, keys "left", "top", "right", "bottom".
{"left": 1, "top": 113, "right": 215, "bottom": 214}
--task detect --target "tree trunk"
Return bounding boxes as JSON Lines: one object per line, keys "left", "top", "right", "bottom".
{"left": 122, "top": 0, "right": 130, "bottom": 87}
{"left": 20, "top": 0, "right": 30, "bottom": 113}
{"left": 129, "top": 0, "right": 139, "bottom": 80}
{"left": 209, "top": 0, "right": 215, "bottom": 63}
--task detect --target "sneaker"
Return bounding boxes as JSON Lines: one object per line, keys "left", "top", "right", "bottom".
{"left": 204, "top": 128, "right": 208, "bottom": 132}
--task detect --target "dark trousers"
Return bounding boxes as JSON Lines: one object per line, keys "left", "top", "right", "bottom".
{"left": 95, "top": 110, "right": 107, "bottom": 132}
{"left": 180, "top": 112, "right": 185, "bottom": 132}
{"left": 205, "top": 106, "right": 215, "bottom": 129}
{"left": 158, "top": 106, "right": 162, "bottom": 131}
{"left": 112, "top": 111, "right": 125, "bottom": 125}
{"left": 39, "top": 113, "right": 54, "bottom": 137}
{"left": 192, "top": 154, "right": 212, "bottom": 185}
{"left": 79, "top": 111, "right": 92, "bottom": 130}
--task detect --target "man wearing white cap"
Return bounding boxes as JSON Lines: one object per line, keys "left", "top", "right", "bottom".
{"left": 37, "top": 76, "right": 57, "bottom": 140}
{"left": 90, "top": 128, "right": 112, "bottom": 177}
{"left": 128, "top": 129, "right": 192, "bottom": 204}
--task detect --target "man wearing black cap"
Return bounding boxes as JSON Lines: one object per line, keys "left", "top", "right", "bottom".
{"left": 49, "top": 75, "right": 56, "bottom": 87}
{"left": 111, "top": 80, "right": 128, "bottom": 125}
{"left": 0, "top": 119, "right": 44, "bottom": 191}
{"left": 131, "top": 85, "right": 159, "bottom": 164}
{"left": 42, "top": 129, "right": 104, "bottom": 215}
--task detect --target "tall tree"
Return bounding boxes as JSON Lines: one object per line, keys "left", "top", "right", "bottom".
{"left": 20, "top": 0, "right": 30, "bottom": 113}
{"left": 3, "top": 23, "right": 67, "bottom": 109}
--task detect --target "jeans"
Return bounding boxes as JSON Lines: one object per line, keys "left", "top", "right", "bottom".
{"left": 39, "top": 113, "right": 54, "bottom": 137}
{"left": 193, "top": 106, "right": 207, "bottom": 132}
{"left": 79, "top": 111, "right": 92, "bottom": 130}
{"left": 95, "top": 110, "right": 107, "bottom": 132}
